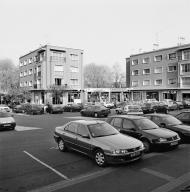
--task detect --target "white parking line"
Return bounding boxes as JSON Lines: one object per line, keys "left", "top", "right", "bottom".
{"left": 23, "top": 151, "right": 69, "bottom": 180}
{"left": 151, "top": 172, "right": 190, "bottom": 192}
{"left": 141, "top": 168, "right": 175, "bottom": 181}
{"left": 28, "top": 168, "right": 114, "bottom": 192}
{"left": 16, "top": 126, "right": 42, "bottom": 131}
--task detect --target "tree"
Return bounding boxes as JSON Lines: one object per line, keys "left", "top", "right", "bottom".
{"left": 84, "top": 63, "right": 112, "bottom": 88}
{"left": 111, "top": 63, "right": 125, "bottom": 88}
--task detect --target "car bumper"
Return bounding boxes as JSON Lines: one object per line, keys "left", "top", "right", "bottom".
{"left": 0, "top": 122, "right": 16, "bottom": 130}
{"left": 105, "top": 150, "right": 144, "bottom": 164}
{"left": 152, "top": 139, "right": 180, "bottom": 149}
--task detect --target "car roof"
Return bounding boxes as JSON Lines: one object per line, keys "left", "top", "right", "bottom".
{"left": 70, "top": 120, "right": 105, "bottom": 125}
{"left": 144, "top": 113, "right": 171, "bottom": 117}
{"left": 108, "top": 115, "right": 146, "bottom": 120}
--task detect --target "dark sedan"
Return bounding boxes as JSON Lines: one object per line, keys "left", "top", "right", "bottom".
{"left": 54, "top": 120, "right": 144, "bottom": 166}
{"left": 175, "top": 111, "right": 190, "bottom": 125}
{"left": 80, "top": 105, "right": 110, "bottom": 118}
{"left": 144, "top": 113, "right": 190, "bottom": 143}
{"left": 106, "top": 115, "right": 180, "bottom": 152}
{"left": 63, "top": 103, "right": 83, "bottom": 112}
{"left": 141, "top": 102, "right": 168, "bottom": 114}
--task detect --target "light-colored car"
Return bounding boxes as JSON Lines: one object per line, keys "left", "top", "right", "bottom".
{"left": 0, "top": 112, "right": 16, "bottom": 130}
{"left": 0, "top": 105, "right": 12, "bottom": 113}
{"left": 54, "top": 120, "right": 144, "bottom": 166}
{"left": 116, "top": 104, "right": 143, "bottom": 115}
{"left": 163, "top": 99, "right": 178, "bottom": 110}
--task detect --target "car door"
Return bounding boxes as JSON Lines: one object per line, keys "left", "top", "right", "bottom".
{"left": 64, "top": 122, "right": 78, "bottom": 149}
{"left": 110, "top": 117, "right": 123, "bottom": 131}
{"left": 121, "top": 118, "right": 141, "bottom": 139}
{"left": 75, "top": 124, "right": 92, "bottom": 155}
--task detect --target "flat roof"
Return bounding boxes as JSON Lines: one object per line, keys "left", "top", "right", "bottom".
{"left": 127, "top": 43, "right": 190, "bottom": 58}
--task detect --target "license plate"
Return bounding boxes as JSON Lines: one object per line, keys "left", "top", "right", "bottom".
{"left": 131, "top": 151, "right": 140, "bottom": 157}
{"left": 170, "top": 141, "right": 178, "bottom": 146}
{"left": 4, "top": 124, "right": 11, "bottom": 127}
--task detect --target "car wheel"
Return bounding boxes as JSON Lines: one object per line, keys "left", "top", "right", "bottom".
{"left": 94, "top": 113, "right": 98, "bottom": 118}
{"left": 58, "top": 139, "right": 67, "bottom": 152}
{"left": 142, "top": 139, "right": 151, "bottom": 153}
{"left": 94, "top": 149, "right": 107, "bottom": 167}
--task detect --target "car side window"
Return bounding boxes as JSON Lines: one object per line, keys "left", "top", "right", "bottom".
{"left": 123, "top": 119, "right": 136, "bottom": 129}
{"left": 113, "top": 118, "right": 122, "bottom": 128}
{"left": 152, "top": 117, "right": 160, "bottom": 124}
{"left": 65, "top": 123, "right": 78, "bottom": 134}
{"left": 77, "top": 124, "right": 89, "bottom": 137}
{"left": 177, "top": 113, "right": 189, "bottom": 120}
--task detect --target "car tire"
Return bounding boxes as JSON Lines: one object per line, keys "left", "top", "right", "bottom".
{"left": 142, "top": 139, "right": 151, "bottom": 153}
{"left": 94, "top": 113, "right": 98, "bottom": 118}
{"left": 58, "top": 139, "right": 67, "bottom": 152}
{"left": 94, "top": 149, "right": 107, "bottom": 167}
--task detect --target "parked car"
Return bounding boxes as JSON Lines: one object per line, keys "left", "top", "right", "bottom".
{"left": 0, "top": 105, "right": 12, "bottom": 113}
{"left": 121, "top": 105, "right": 143, "bottom": 115}
{"left": 12, "top": 104, "right": 26, "bottom": 113}
{"left": 103, "top": 102, "right": 115, "bottom": 109}
{"left": 175, "top": 111, "right": 190, "bottom": 125}
{"left": 144, "top": 113, "right": 190, "bottom": 143}
{"left": 174, "top": 101, "right": 184, "bottom": 110}
{"left": 182, "top": 100, "right": 190, "bottom": 109}
{"left": 163, "top": 99, "right": 178, "bottom": 111}
{"left": 25, "top": 104, "right": 44, "bottom": 115}
{"left": 106, "top": 115, "right": 180, "bottom": 153}
{"left": 141, "top": 102, "right": 168, "bottom": 114}
{"left": 80, "top": 105, "right": 110, "bottom": 118}
{"left": 54, "top": 120, "right": 144, "bottom": 166}
{"left": 63, "top": 103, "right": 83, "bottom": 112}
{"left": 49, "top": 104, "right": 64, "bottom": 114}
{"left": 0, "top": 112, "right": 16, "bottom": 130}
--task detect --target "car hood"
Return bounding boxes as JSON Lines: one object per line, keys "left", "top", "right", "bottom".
{"left": 143, "top": 128, "right": 176, "bottom": 138}
{"left": 172, "top": 124, "right": 190, "bottom": 133}
{"left": 0, "top": 117, "right": 15, "bottom": 123}
{"left": 94, "top": 134, "right": 142, "bottom": 149}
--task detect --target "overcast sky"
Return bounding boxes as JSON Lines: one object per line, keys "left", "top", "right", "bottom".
{"left": 0, "top": 0, "right": 190, "bottom": 68}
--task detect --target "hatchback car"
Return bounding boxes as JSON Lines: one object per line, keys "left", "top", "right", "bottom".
{"left": 106, "top": 115, "right": 180, "bottom": 152}
{"left": 80, "top": 105, "right": 110, "bottom": 117}
{"left": 0, "top": 112, "right": 16, "bottom": 130}
{"left": 122, "top": 105, "right": 143, "bottom": 115}
{"left": 0, "top": 105, "right": 12, "bottom": 113}
{"left": 54, "top": 120, "right": 144, "bottom": 166}
{"left": 144, "top": 114, "right": 190, "bottom": 143}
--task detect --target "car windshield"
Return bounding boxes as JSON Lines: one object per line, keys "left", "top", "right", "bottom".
{"left": 135, "top": 118, "right": 159, "bottom": 130}
{"left": 162, "top": 116, "right": 182, "bottom": 125}
{"left": 88, "top": 122, "right": 119, "bottom": 137}
{"left": 0, "top": 112, "right": 11, "bottom": 118}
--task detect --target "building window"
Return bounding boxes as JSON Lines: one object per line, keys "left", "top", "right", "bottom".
{"left": 20, "top": 62, "right": 23, "bottom": 67}
{"left": 168, "top": 78, "right": 177, "bottom": 85}
{"left": 28, "top": 81, "right": 33, "bottom": 87}
{"left": 154, "top": 55, "right": 162, "bottom": 62}
{"left": 155, "top": 79, "right": 162, "bottom": 85}
{"left": 142, "top": 57, "right": 150, "bottom": 64}
{"left": 70, "top": 66, "right": 79, "bottom": 73}
{"left": 52, "top": 51, "right": 65, "bottom": 57}
{"left": 70, "top": 79, "right": 79, "bottom": 85}
{"left": 20, "top": 82, "right": 23, "bottom": 87}
{"left": 181, "top": 77, "right": 190, "bottom": 86}
{"left": 132, "top": 70, "right": 139, "bottom": 76}
{"left": 183, "top": 50, "right": 190, "bottom": 60}
{"left": 70, "top": 54, "right": 79, "bottom": 61}
{"left": 131, "top": 81, "right": 138, "bottom": 87}
{"left": 24, "top": 70, "right": 27, "bottom": 76}
{"left": 168, "top": 65, "right": 177, "bottom": 72}
{"left": 55, "top": 78, "right": 62, "bottom": 86}
{"left": 54, "top": 65, "right": 64, "bottom": 72}
{"left": 24, "top": 81, "right": 28, "bottom": 87}
{"left": 154, "top": 67, "right": 162, "bottom": 74}
{"left": 132, "top": 59, "right": 138, "bottom": 65}
{"left": 24, "top": 60, "right": 27, "bottom": 66}
{"left": 29, "top": 58, "right": 33, "bottom": 64}
{"left": 28, "top": 69, "right": 33, "bottom": 75}
{"left": 181, "top": 63, "right": 190, "bottom": 73}
{"left": 143, "top": 80, "right": 150, "bottom": 86}
{"left": 143, "top": 68, "right": 150, "bottom": 75}
{"left": 168, "top": 53, "right": 176, "bottom": 60}
{"left": 20, "top": 72, "right": 23, "bottom": 77}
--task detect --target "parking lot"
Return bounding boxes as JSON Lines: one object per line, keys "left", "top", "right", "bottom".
{"left": 0, "top": 111, "right": 190, "bottom": 192}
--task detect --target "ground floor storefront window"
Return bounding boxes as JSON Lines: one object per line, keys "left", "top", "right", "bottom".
{"left": 146, "top": 91, "right": 159, "bottom": 100}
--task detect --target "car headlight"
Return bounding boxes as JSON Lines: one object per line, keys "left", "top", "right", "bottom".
{"left": 158, "top": 138, "right": 167, "bottom": 142}
{"left": 111, "top": 149, "right": 128, "bottom": 154}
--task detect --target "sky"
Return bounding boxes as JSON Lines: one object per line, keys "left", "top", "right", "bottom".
{"left": 0, "top": 0, "right": 190, "bottom": 69}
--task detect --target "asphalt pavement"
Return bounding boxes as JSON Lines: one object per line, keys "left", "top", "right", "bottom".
{"left": 0, "top": 112, "right": 189, "bottom": 192}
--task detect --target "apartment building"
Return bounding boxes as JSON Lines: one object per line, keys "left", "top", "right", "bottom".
{"left": 19, "top": 45, "right": 84, "bottom": 105}
{"left": 126, "top": 43, "right": 190, "bottom": 101}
